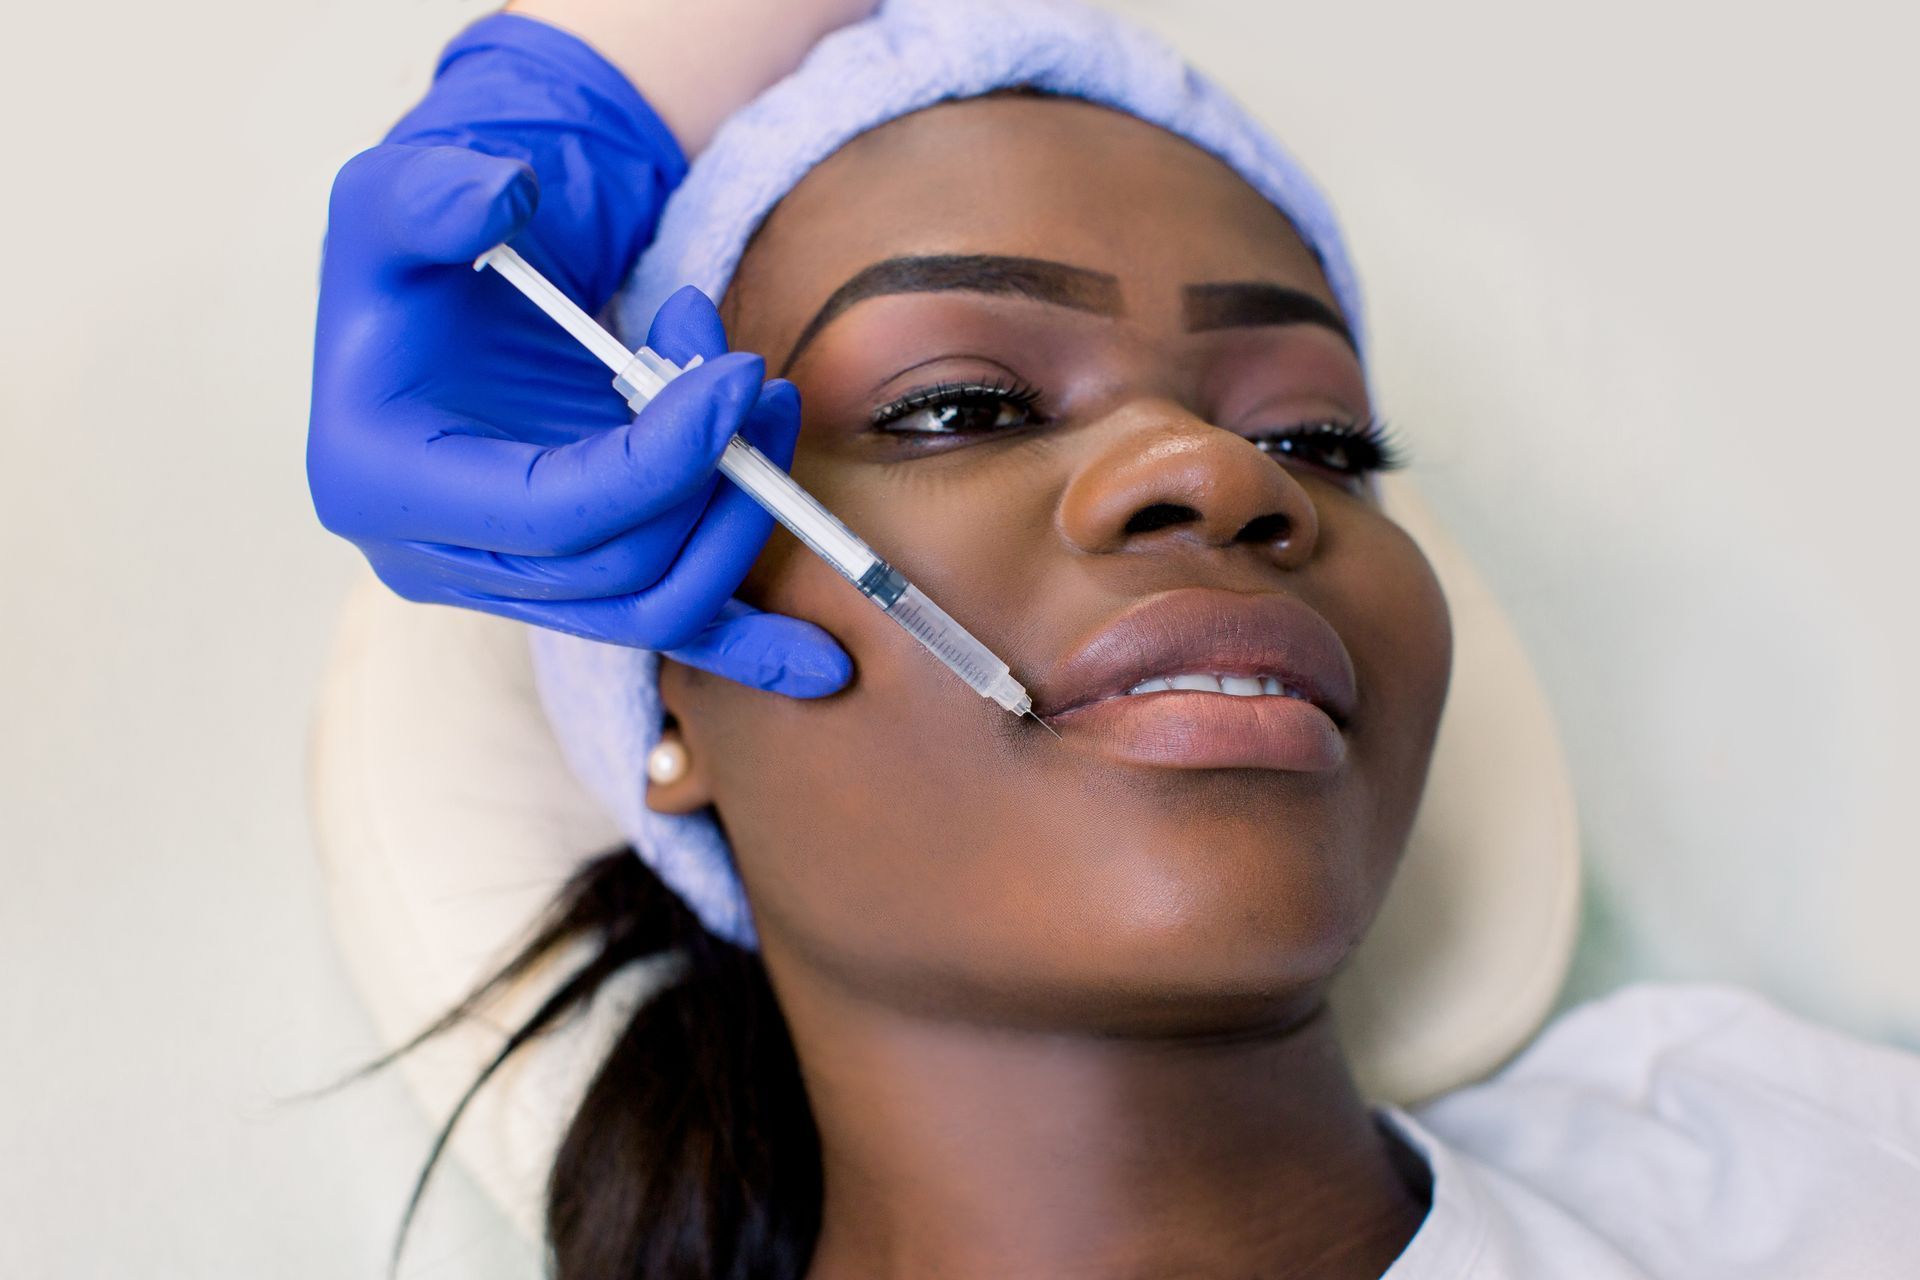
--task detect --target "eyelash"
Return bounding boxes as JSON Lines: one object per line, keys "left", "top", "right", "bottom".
{"left": 1251, "top": 417, "right": 1408, "bottom": 478}
{"left": 870, "top": 381, "right": 1410, "bottom": 478}
{"left": 870, "top": 377, "right": 1048, "bottom": 438}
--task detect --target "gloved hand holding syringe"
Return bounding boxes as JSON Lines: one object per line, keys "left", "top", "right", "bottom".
{"left": 475, "top": 244, "right": 1052, "bottom": 732}
{"left": 309, "top": 9, "right": 895, "bottom": 704}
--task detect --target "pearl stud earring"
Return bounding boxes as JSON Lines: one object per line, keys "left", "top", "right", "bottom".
{"left": 646, "top": 739, "right": 689, "bottom": 786}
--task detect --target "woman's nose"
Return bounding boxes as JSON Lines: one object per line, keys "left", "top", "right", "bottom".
{"left": 1057, "top": 400, "right": 1320, "bottom": 566}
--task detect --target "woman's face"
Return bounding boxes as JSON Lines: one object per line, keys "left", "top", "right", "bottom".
{"left": 656, "top": 96, "right": 1452, "bottom": 1034}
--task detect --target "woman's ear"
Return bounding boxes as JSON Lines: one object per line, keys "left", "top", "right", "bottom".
{"left": 643, "top": 723, "right": 715, "bottom": 815}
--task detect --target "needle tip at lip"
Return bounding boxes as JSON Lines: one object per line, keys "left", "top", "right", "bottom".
{"left": 1026, "top": 709, "right": 1064, "bottom": 739}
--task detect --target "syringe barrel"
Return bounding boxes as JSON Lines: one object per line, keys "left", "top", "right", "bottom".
{"left": 869, "top": 571, "right": 1034, "bottom": 716}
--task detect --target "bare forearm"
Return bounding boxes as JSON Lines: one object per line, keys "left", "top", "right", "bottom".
{"left": 503, "top": 0, "right": 878, "bottom": 155}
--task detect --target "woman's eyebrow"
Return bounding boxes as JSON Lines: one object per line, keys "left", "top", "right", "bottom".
{"left": 779, "top": 255, "right": 1124, "bottom": 373}
{"left": 1183, "top": 283, "right": 1357, "bottom": 353}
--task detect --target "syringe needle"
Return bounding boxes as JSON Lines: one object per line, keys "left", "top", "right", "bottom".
{"left": 1027, "top": 710, "right": 1063, "bottom": 740}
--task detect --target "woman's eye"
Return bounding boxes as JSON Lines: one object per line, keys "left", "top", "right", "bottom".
{"left": 1249, "top": 418, "right": 1407, "bottom": 479}
{"left": 871, "top": 380, "right": 1046, "bottom": 438}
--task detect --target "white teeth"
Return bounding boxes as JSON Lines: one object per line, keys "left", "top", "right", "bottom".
{"left": 1120, "top": 674, "right": 1306, "bottom": 700}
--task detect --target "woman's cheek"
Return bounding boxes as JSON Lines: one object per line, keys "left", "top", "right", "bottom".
{"left": 1341, "top": 518, "right": 1452, "bottom": 832}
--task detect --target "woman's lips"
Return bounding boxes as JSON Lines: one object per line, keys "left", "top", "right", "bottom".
{"left": 1047, "top": 687, "right": 1346, "bottom": 771}
{"left": 1036, "top": 589, "right": 1357, "bottom": 773}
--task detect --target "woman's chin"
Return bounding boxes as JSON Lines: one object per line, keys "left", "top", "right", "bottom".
{"left": 889, "top": 903, "right": 1368, "bottom": 1038}
{"left": 946, "top": 955, "right": 1349, "bottom": 1040}
{"left": 1017, "top": 861, "right": 1376, "bottom": 1015}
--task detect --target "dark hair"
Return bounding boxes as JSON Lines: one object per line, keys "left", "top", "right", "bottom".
{"left": 378, "top": 847, "right": 821, "bottom": 1278}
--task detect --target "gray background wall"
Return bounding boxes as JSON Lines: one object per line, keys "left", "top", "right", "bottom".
{"left": 4, "top": 1, "right": 1914, "bottom": 1274}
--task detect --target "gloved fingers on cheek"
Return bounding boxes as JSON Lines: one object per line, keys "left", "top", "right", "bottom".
{"left": 430, "top": 438, "right": 776, "bottom": 650}
{"left": 533, "top": 379, "right": 848, "bottom": 683}
{"left": 665, "top": 599, "right": 853, "bottom": 698}
{"left": 637, "top": 376, "right": 811, "bottom": 628}
{"left": 331, "top": 143, "right": 538, "bottom": 268}
{"left": 644, "top": 285, "right": 732, "bottom": 365}
{"left": 599, "top": 475, "right": 783, "bottom": 652}
{"left": 639, "top": 419, "right": 854, "bottom": 676}
{"left": 652, "top": 378, "right": 853, "bottom": 692}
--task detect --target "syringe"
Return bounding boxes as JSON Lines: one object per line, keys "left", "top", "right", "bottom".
{"left": 475, "top": 244, "right": 1049, "bottom": 730}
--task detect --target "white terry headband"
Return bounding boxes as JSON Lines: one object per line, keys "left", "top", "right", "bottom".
{"left": 528, "top": 0, "right": 1373, "bottom": 951}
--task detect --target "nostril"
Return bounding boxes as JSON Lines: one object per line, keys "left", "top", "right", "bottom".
{"left": 1125, "top": 502, "right": 1200, "bottom": 535}
{"left": 1237, "top": 513, "right": 1293, "bottom": 546}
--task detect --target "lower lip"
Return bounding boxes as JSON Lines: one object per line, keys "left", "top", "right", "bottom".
{"left": 1045, "top": 691, "right": 1346, "bottom": 772}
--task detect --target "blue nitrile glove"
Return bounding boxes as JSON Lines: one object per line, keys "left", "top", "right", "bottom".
{"left": 307, "top": 14, "right": 851, "bottom": 697}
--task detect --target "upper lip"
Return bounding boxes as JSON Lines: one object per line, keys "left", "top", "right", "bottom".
{"left": 1037, "top": 588, "right": 1359, "bottom": 725}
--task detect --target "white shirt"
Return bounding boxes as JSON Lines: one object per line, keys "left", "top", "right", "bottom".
{"left": 1377, "top": 983, "right": 1920, "bottom": 1278}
